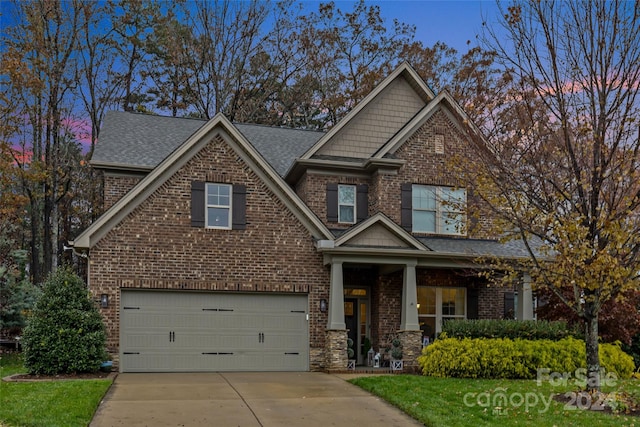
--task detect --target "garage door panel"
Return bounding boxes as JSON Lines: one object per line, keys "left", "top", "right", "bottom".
{"left": 121, "top": 353, "right": 172, "bottom": 372}
{"left": 120, "top": 291, "right": 308, "bottom": 372}
{"left": 121, "top": 332, "right": 173, "bottom": 351}
{"left": 123, "top": 312, "right": 173, "bottom": 328}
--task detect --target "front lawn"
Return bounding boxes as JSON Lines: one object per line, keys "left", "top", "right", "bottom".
{"left": 350, "top": 374, "right": 640, "bottom": 427}
{"left": 0, "top": 353, "right": 112, "bottom": 427}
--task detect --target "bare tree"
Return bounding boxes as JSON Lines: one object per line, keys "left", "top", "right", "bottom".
{"left": 461, "top": 0, "right": 640, "bottom": 391}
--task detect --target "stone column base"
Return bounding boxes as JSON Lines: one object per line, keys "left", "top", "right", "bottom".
{"left": 325, "top": 329, "right": 348, "bottom": 371}
{"left": 397, "top": 330, "right": 422, "bottom": 373}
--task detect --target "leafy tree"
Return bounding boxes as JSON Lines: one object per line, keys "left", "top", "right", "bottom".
{"left": 402, "top": 41, "right": 507, "bottom": 134}
{"left": 143, "top": 8, "right": 194, "bottom": 117}
{"left": 458, "top": 0, "right": 640, "bottom": 391}
{"left": 22, "top": 268, "right": 107, "bottom": 374}
{"left": 295, "top": 0, "right": 414, "bottom": 128}
{"left": 105, "top": 0, "right": 160, "bottom": 113}
{"left": 536, "top": 288, "right": 640, "bottom": 345}
{"left": 1, "top": 0, "right": 87, "bottom": 283}
{"left": 0, "top": 250, "right": 40, "bottom": 335}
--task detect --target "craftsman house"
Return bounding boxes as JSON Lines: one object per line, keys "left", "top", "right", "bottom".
{"left": 73, "top": 63, "right": 534, "bottom": 373}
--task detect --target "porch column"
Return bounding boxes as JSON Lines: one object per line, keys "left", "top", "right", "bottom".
{"left": 400, "top": 260, "right": 420, "bottom": 331}
{"left": 517, "top": 272, "right": 534, "bottom": 320}
{"left": 327, "top": 260, "right": 346, "bottom": 330}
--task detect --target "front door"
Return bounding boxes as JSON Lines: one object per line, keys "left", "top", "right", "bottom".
{"left": 344, "top": 298, "right": 358, "bottom": 362}
{"left": 344, "top": 288, "right": 370, "bottom": 365}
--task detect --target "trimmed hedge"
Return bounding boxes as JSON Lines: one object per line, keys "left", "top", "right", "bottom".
{"left": 442, "top": 319, "right": 579, "bottom": 341}
{"left": 418, "top": 337, "right": 634, "bottom": 379}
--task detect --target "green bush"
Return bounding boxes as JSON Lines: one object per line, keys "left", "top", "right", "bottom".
{"left": 418, "top": 337, "right": 634, "bottom": 379}
{"left": 442, "top": 319, "right": 579, "bottom": 340}
{"left": 0, "top": 250, "right": 40, "bottom": 333}
{"left": 22, "top": 268, "right": 107, "bottom": 374}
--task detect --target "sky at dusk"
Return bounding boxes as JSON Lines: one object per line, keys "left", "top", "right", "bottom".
{"left": 285, "top": 1, "right": 505, "bottom": 53}
{"left": 371, "top": 0, "right": 502, "bottom": 52}
{"left": 2, "top": 0, "right": 506, "bottom": 151}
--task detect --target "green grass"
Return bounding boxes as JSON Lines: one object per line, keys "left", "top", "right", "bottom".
{"left": 350, "top": 374, "right": 640, "bottom": 427}
{"left": 0, "top": 353, "right": 113, "bottom": 427}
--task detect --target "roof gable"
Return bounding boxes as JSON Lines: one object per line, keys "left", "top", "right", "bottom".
{"left": 74, "top": 114, "right": 332, "bottom": 248}
{"left": 374, "top": 90, "right": 484, "bottom": 159}
{"left": 335, "top": 213, "right": 428, "bottom": 250}
{"left": 300, "top": 62, "right": 435, "bottom": 161}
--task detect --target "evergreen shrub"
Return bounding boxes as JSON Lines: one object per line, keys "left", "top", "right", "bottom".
{"left": 22, "top": 268, "right": 107, "bottom": 374}
{"left": 442, "top": 319, "right": 578, "bottom": 340}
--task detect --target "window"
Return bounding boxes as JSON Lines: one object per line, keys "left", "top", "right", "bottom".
{"left": 326, "top": 183, "right": 368, "bottom": 223}
{"left": 206, "top": 183, "right": 232, "bottom": 229}
{"left": 412, "top": 185, "right": 466, "bottom": 234}
{"left": 418, "top": 287, "right": 466, "bottom": 338}
{"left": 191, "top": 181, "right": 246, "bottom": 229}
{"left": 338, "top": 185, "right": 356, "bottom": 224}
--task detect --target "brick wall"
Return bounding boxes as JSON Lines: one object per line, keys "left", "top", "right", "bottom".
{"left": 371, "top": 270, "right": 403, "bottom": 351}
{"left": 90, "top": 134, "right": 330, "bottom": 364}
{"left": 297, "top": 173, "right": 371, "bottom": 231}
{"left": 477, "top": 285, "right": 507, "bottom": 319}
{"left": 103, "top": 174, "right": 144, "bottom": 210}
{"left": 299, "top": 110, "right": 496, "bottom": 238}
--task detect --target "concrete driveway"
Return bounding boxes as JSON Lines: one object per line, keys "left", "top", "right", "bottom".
{"left": 90, "top": 372, "right": 422, "bottom": 427}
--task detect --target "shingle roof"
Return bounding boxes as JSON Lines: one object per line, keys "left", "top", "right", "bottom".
{"left": 417, "top": 236, "right": 544, "bottom": 259}
{"left": 92, "top": 111, "right": 205, "bottom": 169}
{"left": 91, "top": 111, "right": 324, "bottom": 176}
{"left": 234, "top": 123, "right": 324, "bottom": 176}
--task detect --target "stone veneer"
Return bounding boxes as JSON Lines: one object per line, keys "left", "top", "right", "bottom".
{"left": 325, "top": 329, "right": 348, "bottom": 371}
{"left": 396, "top": 330, "right": 423, "bottom": 373}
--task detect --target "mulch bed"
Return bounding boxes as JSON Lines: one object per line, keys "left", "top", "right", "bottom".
{"left": 553, "top": 390, "right": 640, "bottom": 416}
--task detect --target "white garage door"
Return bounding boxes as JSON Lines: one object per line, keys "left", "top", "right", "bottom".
{"left": 120, "top": 291, "right": 309, "bottom": 372}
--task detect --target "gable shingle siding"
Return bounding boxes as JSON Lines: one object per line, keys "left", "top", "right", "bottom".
{"left": 317, "top": 76, "right": 425, "bottom": 158}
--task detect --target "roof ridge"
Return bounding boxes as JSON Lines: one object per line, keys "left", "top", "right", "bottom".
{"left": 107, "top": 110, "right": 208, "bottom": 123}
{"left": 233, "top": 121, "right": 325, "bottom": 134}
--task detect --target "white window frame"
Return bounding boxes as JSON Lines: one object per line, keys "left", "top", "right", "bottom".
{"left": 412, "top": 185, "right": 466, "bottom": 235}
{"left": 338, "top": 184, "right": 356, "bottom": 224}
{"left": 418, "top": 287, "right": 466, "bottom": 335}
{"left": 205, "top": 183, "right": 232, "bottom": 229}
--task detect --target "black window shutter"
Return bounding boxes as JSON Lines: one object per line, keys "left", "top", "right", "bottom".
{"left": 356, "top": 184, "right": 368, "bottom": 222}
{"left": 401, "top": 183, "right": 413, "bottom": 231}
{"left": 467, "top": 288, "right": 479, "bottom": 319}
{"left": 503, "top": 291, "right": 515, "bottom": 319}
{"left": 232, "top": 184, "right": 247, "bottom": 230}
{"left": 191, "top": 181, "right": 205, "bottom": 227}
{"left": 326, "top": 183, "right": 338, "bottom": 222}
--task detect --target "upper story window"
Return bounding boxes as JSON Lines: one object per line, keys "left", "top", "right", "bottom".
{"left": 206, "top": 183, "right": 232, "bottom": 229}
{"left": 401, "top": 183, "right": 467, "bottom": 235}
{"left": 338, "top": 185, "right": 356, "bottom": 224}
{"left": 190, "top": 181, "right": 246, "bottom": 230}
{"left": 326, "top": 183, "right": 368, "bottom": 224}
{"left": 411, "top": 185, "right": 466, "bottom": 235}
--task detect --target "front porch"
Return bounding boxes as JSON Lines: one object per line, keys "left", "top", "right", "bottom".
{"left": 321, "top": 260, "right": 535, "bottom": 372}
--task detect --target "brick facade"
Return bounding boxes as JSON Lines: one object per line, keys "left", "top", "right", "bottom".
{"left": 84, "top": 66, "right": 515, "bottom": 372}
{"left": 103, "top": 174, "right": 144, "bottom": 210}
{"left": 90, "top": 135, "right": 330, "bottom": 365}
{"left": 299, "top": 110, "right": 495, "bottom": 238}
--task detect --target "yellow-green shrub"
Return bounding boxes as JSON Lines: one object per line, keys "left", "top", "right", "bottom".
{"left": 418, "top": 337, "right": 634, "bottom": 379}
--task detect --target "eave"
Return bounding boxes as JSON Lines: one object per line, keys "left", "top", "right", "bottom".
{"left": 285, "top": 157, "right": 405, "bottom": 184}
{"left": 90, "top": 161, "right": 154, "bottom": 173}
